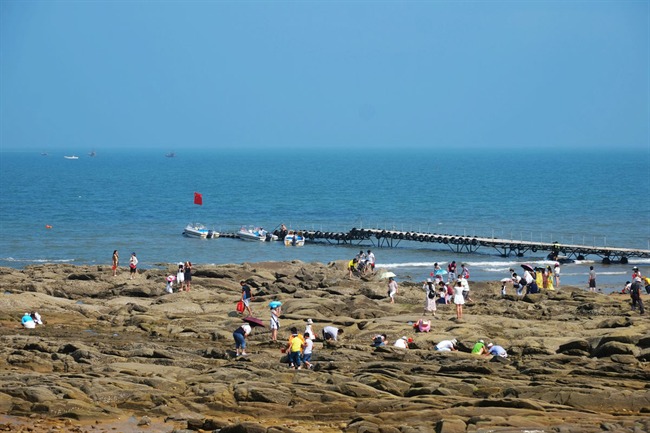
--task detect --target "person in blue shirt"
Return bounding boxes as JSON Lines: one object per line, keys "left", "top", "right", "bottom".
{"left": 22, "top": 313, "right": 35, "bottom": 329}
{"left": 488, "top": 343, "right": 508, "bottom": 358}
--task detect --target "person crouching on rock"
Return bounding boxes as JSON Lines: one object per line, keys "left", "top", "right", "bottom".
{"left": 322, "top": 326, "right": 343, "bottom": 341}
{"left": 233, "top": 322, "right": 252, "bottom": 356}
{"left": 471, "top": 339, "right": 489, "bottom": 356}
{"left": 20, "top": 311, "right": 43, "bottom": 329}
{"left": 372, "top": 334, "right": 387, "bottom": 347}
{"left": 435, "top": 338, "right": 458, "bottom": 352}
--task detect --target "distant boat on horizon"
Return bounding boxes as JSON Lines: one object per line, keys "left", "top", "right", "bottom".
{"left": 89, "top": 150, "right": 96, "bottom": 157}
{"left": 64, "top": 155, "right": 79, "bottom": 160}
{"left": 165, "top": 151, "right": 176, "bottom": 158}
{"left": 41, "top": 152, "right": 48, "bottom": 156}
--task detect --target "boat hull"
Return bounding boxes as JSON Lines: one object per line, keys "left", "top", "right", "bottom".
{"left": 183, "top": 224, "right": 219, "bottom": 239}
{"left": 284, "top": 234, "right": 305, "bottom": 246}
{"left": 238, "top": 230, "right": 277, "bottom": 242}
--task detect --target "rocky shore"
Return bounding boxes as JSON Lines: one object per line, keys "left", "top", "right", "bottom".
{"left": 0, "top": 261, "right": 648, "bottom": 433}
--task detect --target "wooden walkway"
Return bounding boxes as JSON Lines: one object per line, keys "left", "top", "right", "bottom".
{"left": 287, "top": 227, "right": 650, "bottom": 263}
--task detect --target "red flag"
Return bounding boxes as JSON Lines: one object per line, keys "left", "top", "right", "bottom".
{"left": 194, "top": 192, "right": 203, "bottom": 205}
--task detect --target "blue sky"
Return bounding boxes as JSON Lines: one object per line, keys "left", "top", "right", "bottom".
{"left": 1, "top": 1, "right": 648, "bottom": 151}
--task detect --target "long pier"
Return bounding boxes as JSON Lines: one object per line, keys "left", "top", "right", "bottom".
{"left": 276, "top": 227, "right": 650, "bottom": 263}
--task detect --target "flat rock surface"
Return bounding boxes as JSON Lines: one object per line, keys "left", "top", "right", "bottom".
{"left": 0, "top": 262, "right": 648, "bottom": 433}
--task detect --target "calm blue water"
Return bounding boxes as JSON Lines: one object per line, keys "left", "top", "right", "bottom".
{"left": 1, "top": 148, "right": 649, "bottom": 293}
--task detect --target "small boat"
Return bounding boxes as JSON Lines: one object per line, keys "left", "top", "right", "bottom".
{"left": 238, "top": 227, "right": 278, "bottom": 242}
{"left": 183, "top": 223, "right": 219, "bottom": 239}
{"left": 89, "top": 151, "right": 96, "bottom": 157}
{"left": 284, "top": 233, "right": 305, "bottom": 246}
{"left": 64, "top": 155, "right": 79, "bottom": 160}
{"left": 165, "top": 152, "right": 176, "bottom": 158}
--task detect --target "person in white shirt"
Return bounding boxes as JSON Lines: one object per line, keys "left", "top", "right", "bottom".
{"left": 458, "top": 275, "right": 472, "bottom": 302}
{"left": 393, "top": 336, "right": 409, "bottom": 349}
{"left": 302, "top": 333, "right": 314, "bottom": 369}
{"left": 322, "top": 326, "right": 343, "bottom": 341}
{"left": 435, "top": 339, "right": 458, "bottom": 351}
{"left": 387, "top": 277, "right": 398, "bottom": 304}
{"left": 366, "top": 250, "right": 376, "bottom": 273}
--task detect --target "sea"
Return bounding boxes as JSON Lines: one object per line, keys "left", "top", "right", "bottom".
{"left": 1, "top": 148, "right": 649, "bottom": 294}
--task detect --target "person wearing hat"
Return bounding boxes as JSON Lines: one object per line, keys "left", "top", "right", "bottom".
{"left": 487, "top": 343, "right": 508, "bottom": 358}
{"left": 269, "top": 305, "right": 281, "bottom": 342}
{"left": 176, "top": 262, "right": 185, "bottom": 290}
{"left": 129, "top": 252, "right": 138, "bottom": 279}
{"left": 471, "top": 339, "right": 489, "bottom": 356}
{"left": 393, "top": 336, "right": 410, "bottom": 349}
{"left": 304, "top": 318, "right": 315, "bottom": 340}
{"left": 630, "top": 277, "right": 645, "bottom": 315}
{"left": 435, "top": 339, "right": 457, "bottom": 351}
{"left": 632, "top": 266, "right": 642, "bottom": 280}
{"left": 21, "top": 312, "right": 36, "bottom": 329}
{"left": 165, "top": 275, "right": 175, "bottom": 294}
{"left": 422, "top": 278, "right": 437, "bottom": 316}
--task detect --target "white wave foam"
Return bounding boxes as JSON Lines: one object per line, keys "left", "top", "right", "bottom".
{"left": 1, "top": 257, "right": 75, "bottom": 264}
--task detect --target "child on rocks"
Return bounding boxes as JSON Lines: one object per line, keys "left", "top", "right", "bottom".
{"left": 302, "top": 332, "right": 313, "bottom": 369}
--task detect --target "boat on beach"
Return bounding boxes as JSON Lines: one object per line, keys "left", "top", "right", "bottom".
{"left": 284, "top": 233, "right": 305, "bottom": 246}
{"left": 238, "top": 227, "right": 277, "bottom": 242}
{"left": 64, "top": 155, "right": 79, "bottom": 160}
{"left": 183, "top": 223, "right": 219, "bottom": 239}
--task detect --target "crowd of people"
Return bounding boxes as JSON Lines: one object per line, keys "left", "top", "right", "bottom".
{"left": 19, "top": 251, "right": 645, "bottom": 372}
{"left": 348, "top": 250, "right": 376, "bottom": 278}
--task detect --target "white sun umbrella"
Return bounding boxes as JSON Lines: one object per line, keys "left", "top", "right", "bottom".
{"left": 380, "top": 271, "right": 397, "bottom": 279}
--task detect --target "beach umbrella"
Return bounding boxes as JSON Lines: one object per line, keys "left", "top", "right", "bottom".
{"left": 434, "top": 269, "right": 447, "bottom": 276}
{"left": 380, "top": 271, "right": 396, "bottom": 279}
{"left": 500, "top": 278, "right": 513, "bottom": 282}
{"left": 167, "top": 275, "right": 176, "bottom": 282}
{"left": 243, "top": 316, "right": 265, "bottom": 328}
{"left": 521, "top": 264, "right": 534, "bottom": 273}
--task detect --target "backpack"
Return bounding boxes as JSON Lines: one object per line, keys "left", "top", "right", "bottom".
{"left": 427, "top": 282, "right": 436, "bottom": 299}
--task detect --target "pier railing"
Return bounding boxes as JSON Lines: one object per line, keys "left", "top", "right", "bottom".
{"left": 283, "top": 227, "right": 650, "bottom": 263}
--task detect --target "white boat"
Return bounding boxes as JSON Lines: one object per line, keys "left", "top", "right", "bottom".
{"left": 238, "top": 227, "right": 277, "bottom": 242}
{"left": 284, "top": 233, "right": 305, "bottom": 246}
{"left": 183, "top": 223, "right": 219, "bottom": 239}
{"left": 64, "top": 155, "right": 79, "bottom": 160}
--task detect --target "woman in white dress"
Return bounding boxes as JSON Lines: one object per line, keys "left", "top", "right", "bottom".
{"left": 453, "top": 281, "right": 465, "bottom": 320}
{"left": 423, "top": 278, "right": 437, "bottom": 317}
